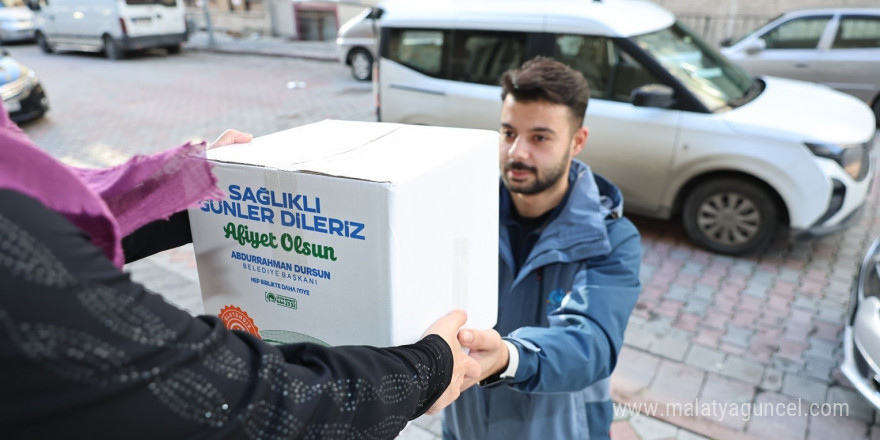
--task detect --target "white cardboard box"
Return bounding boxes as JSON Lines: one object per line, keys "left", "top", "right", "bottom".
{"left": 189, "top": 120, "right": 499, "bottom": 347}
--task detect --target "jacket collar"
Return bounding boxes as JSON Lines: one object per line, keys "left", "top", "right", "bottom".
{"left": 500, "top": 159, "right": 621, "bottom": 272}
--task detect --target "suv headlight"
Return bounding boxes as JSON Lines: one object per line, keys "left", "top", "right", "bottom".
{"left": 806, "top": 141, "right": 872, "bottom": 181}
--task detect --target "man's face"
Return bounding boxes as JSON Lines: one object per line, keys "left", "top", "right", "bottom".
{"left": 499, "top": 95, "right": 587, "bottom": 196}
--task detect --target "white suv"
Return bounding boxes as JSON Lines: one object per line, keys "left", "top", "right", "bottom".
{"left": 374, "top": 0, "right": 876, "bottom": 255}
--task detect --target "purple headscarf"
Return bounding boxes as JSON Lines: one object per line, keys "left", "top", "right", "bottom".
{"left": 0, "top": 108, "right": 223, "bottom": 268}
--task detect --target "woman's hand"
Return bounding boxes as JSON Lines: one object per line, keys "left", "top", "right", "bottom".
{"left": 209, "top": 129, "right": 253, "bottom": 149}
{"left": 422, "top": 309, "right": 482, "bottom": 414}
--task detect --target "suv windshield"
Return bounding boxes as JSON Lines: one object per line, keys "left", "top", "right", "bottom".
{"left": 633, "top": 22, "right": 756, "bottom": 111}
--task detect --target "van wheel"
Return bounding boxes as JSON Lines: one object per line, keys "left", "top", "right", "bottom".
{"left": 166, "top": 44, "right": 181, "bottom": 55}
{"left": 682, "top": 178, "right": 778, "bottom": 255}
{"left": 103, "top": 36, "right": 124, "bottom": 60}
{"left": 36, "top": 32, "right": 53, "bottom": 54}
{"left": 349, "top": 49, "right": 373, "bottom": 81}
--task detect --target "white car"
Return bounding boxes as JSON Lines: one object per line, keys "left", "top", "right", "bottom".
{"left": 722, "top": 8, "right": 880, "bottom": 126}
{"left": 843, "top": 238, "right": 880, "bottom": 410}
{"left": 0, "top": 0, "right": 35, "bottom": 43}
{"left": 335, "top": 7, "right": 378, "bottom": 81}
{"left": 374, "top": 0, "right": 876, "bottom": 255}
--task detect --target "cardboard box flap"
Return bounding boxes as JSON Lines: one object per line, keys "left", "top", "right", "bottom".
{"left": 208, "top": 120, "right": 401, "bottom": 170}
{"left": 208, "top": 120, "right": 498, "bottom": 184}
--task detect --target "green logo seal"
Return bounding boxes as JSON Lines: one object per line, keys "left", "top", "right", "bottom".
{"left": 265, "top": 291, "right": 297, "bottom": 309}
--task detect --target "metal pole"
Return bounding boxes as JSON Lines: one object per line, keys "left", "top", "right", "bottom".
{"left": 202, "top": 0, "right": 216, "bottom": 47}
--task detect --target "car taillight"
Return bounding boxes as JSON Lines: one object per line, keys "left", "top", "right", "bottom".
{"left": 119, "top": 17, "right": 128, "bottom": 37}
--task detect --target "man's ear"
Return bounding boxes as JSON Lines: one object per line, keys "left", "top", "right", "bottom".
{"left": 571, "top": 126, "right": 588, "bottom": 156}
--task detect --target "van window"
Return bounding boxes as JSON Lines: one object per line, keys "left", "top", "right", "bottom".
{"left": 387, "top": 29, "right": 445, "bottom": 77}
{"left": 832, "top": 15, "right": 880, "bottom": 49}
{"left": 450, "top": 31, "right": 526, "bottom": 85}
{"left": 760, "top": 15, "right": 831, "bottom": 49}
{"left": 554, "top": 35, "right": 616, "bottom": 99}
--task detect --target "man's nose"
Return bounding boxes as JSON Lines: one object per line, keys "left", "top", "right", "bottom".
{"left": 507, "top": 136, "right": 527, "bottom": 159}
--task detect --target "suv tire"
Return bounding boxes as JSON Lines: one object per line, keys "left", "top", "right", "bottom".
{"left": 682, "top": 178, "right": 778, "bottom": 255}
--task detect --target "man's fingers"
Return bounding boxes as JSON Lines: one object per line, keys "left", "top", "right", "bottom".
{"left": 459, "top": 328, "right": 494, "bottom": 350}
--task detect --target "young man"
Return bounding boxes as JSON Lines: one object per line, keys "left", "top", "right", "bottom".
{"left": 443, "top": 57, "right": 642, "bottom": 439}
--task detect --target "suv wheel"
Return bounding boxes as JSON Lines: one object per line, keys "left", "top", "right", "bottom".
{"left": 103, "top": 35, "right": 124, "bottom": 60}
{"left": 36, "top": 32, "right": 53, "bottom": 54}
{"left": 349, "top": 49, "right": 373, "bottom": 81}
{"left": 682, "top": 178, "right": 778, "bottom": 255}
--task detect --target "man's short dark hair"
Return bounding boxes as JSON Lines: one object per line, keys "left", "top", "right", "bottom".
{"left": 500, "top": 56, "right": 590, "bottom": 127}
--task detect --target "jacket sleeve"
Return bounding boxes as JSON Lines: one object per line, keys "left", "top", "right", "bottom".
{"left": 506, "top": 217, "right": 642, "bottom": 393}
{"left": 0, "top": 190, "right": 452, "bottom": 439}
{"left": 122, "top": 211, "right": 193, "bottom": 263}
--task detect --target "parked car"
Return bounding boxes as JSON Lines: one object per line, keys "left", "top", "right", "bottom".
{"left": 335, "top": 7, "right": 377, "bottom": 81}
{"left": 721, "top": 8, "right": 880, "bottom": 126}
{"left": 0, "top": 0, "right": 35, "bottom": 43}
{"left": 27, "top": 0, "right": 188, "bottom": 60}
{"left": 843, "top": 238, "right": 880, "bottom": 410}
{"left": 374, "top": 0, "right": 877, "bottom": 256}
{"left": 0, "top": 47, "right": 48, "bottom": 122}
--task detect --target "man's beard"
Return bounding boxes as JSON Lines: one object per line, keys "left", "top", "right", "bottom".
{"left": 502, "top": 152, "right": 570, "bottom": 196}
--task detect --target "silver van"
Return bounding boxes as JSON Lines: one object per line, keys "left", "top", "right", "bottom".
{"left": 27, "top": 0, "right": 187, "bottom": 60}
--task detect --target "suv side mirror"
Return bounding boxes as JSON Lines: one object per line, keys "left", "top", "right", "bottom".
{"left": 720, "top": 37, "right": 733, "bottom": 47}
{"left": 25, "top": 0, "right": 41, "bottom": 11}
{"left": 631, "top": 84, "right": 675, "bottom": 108}
{"left": 744, "top": 38, "right": 766, "bottom": 54}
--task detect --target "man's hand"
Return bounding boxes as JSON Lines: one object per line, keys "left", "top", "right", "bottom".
{"left": 458, "top": 328, "right": 509, "bottom": 381}
{"left": 422, "top": 310, "right": 482, "bottom": 414}
{"left": 209, "top": 129, "right": 253, "bottom": 149}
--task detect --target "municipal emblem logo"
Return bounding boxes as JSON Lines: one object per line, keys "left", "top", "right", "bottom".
{"left": 219, "top": 305, "right": 261, "bottom": 339}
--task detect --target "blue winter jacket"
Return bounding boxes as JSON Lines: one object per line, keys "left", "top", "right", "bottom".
{"left": 443, "top": 159, "right": 642, "bottom": 440}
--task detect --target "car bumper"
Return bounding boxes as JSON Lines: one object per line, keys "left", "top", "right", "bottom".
{"left": 842, "top": 238, "right": 880, "bottom": 410}
{"left": 791, "top": 201, "right": 865, "bottom": 240}
{"left": 121, "top": 32, "right": 188, "bottom": 51}
{"left": 0, "top": 27, "right": 35, "bottom": 42}
{"left": 842, "top": 326, "right": 880, "bottom": 410}
{"left": 7, "top": 83, "right": 48, "bottom": 123}
{"left": 792, "top": 151, "right": 874, "bottom": 240}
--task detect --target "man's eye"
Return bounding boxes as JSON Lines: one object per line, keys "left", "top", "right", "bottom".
{"left": 535, "top": 135, "right": 548, "bottom": 142}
